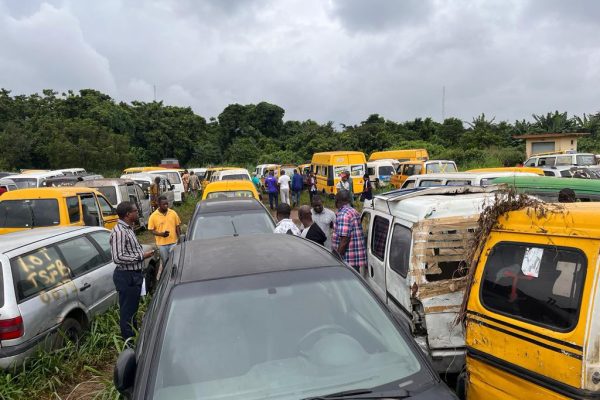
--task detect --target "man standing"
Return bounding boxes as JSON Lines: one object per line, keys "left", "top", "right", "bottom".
{"left": 291, "top": 169, "right": 304, "bottom": 207}
{"left": 110, "top": 201, "right": 155, "bottom": 340}
{"left": 265, "top": 171, "right": 279, "bottom": 210}
{"left": 149, "top": 176, "right": 161, "bottom": 210}
{"left": 336, "top": 171, "right": 353, "bottom": 197}
{"left": 311, "top": 195, "right": 336, "bottom": 248}
{"left": 278, "top": 171, "right": 291, "bottom": 205}
{"left": 308, "top": 172, "right": 317, "bottom": 203}
{"left": 148, "top": 195, "right": 181, "bottom": 266}
{"left": 273, "top": 203, "right": 301, "bottom": 235}
{"left": 332, "top": 190, "right": 367, "bottom": 273}
{"left": 182, "top": 169, "right": 190, "bottom": 194}
{"left": 251, "top": 172, "right": 261, "bottom": 191}
{"left": 188, "top": 171, "right": 200, "bottom": 198}
{"left": 298, "top": 205, "right": 327, "bottom": 245}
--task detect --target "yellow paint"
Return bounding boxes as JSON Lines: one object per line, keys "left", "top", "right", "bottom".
{"left": 0, "top": 187, "right": 117, "bottom": 234}
{"left": 202, "top": 180, "right": 260, "bottom": 200}
{"left": 122, "top": 166, "right": 167, "bottom": 174}
{"left": 466, "top": 203, "right": 600, "bottom": 398}
{"left": 368, "top": 148, "right": 429, "bottom": 162}
{"left": 310, "top": 151, "right": 366, "bottom": 195}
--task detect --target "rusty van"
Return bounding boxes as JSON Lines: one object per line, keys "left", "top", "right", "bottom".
{"left": 361, "top": 186, "right": 494, "bottom": 373}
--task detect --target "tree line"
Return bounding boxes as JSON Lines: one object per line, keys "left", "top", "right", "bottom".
{"left": 1, "top": 88, "right": 600, "bottom": 173}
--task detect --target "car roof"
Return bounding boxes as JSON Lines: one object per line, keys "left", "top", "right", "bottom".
{"left": 196, "top": 197, "right": 265, "bottom": 214}
{"left": 8, "top": 171, "right": 64, "bottom": 179}
{"left": 178, "top": 234, "right": 340, "bottom": 283}
{"left": 123, "top": 173, "right": 166, "bottom": 180}
{"left": 493, "top": 175, "right": 600, "bottom": 189}
{"left": 218, "top": 168, "right": 250, "bottom": 175}
{"left": 204, "top": 180, "right": 255, "bottom": 191}
{"left": 76, "top": 178, "right": 134, "bottom": 186}
{"left": 0, "top": 226, "right": 102, "bottom": 254}
{"left": 0, "top": 187, "right": 100, "bottom": 199}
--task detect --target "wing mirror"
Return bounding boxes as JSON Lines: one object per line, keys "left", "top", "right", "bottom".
{"left": 170, "top": 184, "right": 175, "bottom": 191}
{"left": 114, "top": 348, "right": 136, "bottom": 398}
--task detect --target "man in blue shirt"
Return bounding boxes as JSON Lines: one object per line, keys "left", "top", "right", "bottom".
{"left": 265, "top": 171, "right": 279, "bottom": 210}
{"left": 291, "top": 169, "right": 304, "bottom": 207}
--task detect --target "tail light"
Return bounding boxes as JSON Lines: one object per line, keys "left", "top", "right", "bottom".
{"left": 0, "top": 316, "right": 24, "bottom": 340}
{"left": 0, "top": 186, "right": 7, "bottom": 196}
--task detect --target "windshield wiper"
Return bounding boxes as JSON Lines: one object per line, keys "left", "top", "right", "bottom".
{"left": 231, "top": 220, "right": 239, "bottom": 237}
{"left": 301, "top": 388, "right": 410, "bottom": 400}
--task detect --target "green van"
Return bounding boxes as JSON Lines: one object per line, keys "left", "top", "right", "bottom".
{"left": 491, "top": 176, "right": 600, "bottom": 202}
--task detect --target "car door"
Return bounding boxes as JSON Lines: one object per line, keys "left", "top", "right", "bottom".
{"left": 79, "top": 193, "right": 102, "bottom": 227}
{"left": 135, "top": 184, "right": 151, "bottom": 227}
{"left": 384, "top": 221, "right": 413, "bottom": 315}
{"left": 364, "top": 210, "right": 392, "bottom": 302}
{"left": 55, "top": 233, "right": 115, "bottom": 316}
{"left": 95, "top": 194, "right": 118, "bottom": 229}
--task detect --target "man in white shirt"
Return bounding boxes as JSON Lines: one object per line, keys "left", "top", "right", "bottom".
{"left": 311, "top": 195, "right": 336, "bottom": 249}
{"left": 278, "top": 171, "right": 291, "bottom": 205}
{"left": 273, "top": 203, "right": 300, "bottom": 235}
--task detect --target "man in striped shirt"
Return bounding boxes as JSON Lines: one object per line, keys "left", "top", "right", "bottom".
{"left": 110, "top": 201, "right": 155, "bottom": 340}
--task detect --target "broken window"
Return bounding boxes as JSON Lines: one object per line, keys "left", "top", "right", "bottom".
{"left": 480, "top": 242, "right": 586, "bottom": 331}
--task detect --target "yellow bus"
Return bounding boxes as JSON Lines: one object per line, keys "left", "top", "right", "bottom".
{"left": 311, "top": 151, "right": 366, "bottom": 196}
{"left": 368, "top": 149, "right": 429, "bottom": 162}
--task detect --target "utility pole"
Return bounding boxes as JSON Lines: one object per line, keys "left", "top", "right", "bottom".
{"left": 442, "top": 86, "right": 446, "bottom": 121}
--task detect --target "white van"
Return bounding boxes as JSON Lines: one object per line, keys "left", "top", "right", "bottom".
{"left": 8, "top": 171, "right": 65, "bottom": 189}
{"left": 401, "top": 171, "right": 539, "bottom": 189}
{"left": 210, "top": 168, "right": 251, "bottom": 182}
{"left": 53, "top": 168, "right": 87, "bottom": 176}
{"left": 361, "top": 186, "right": 494, "bottom": 373}
{"left": 524, "top": 152, "right": 597, "bottom": 167}
{"left": 147, "top": 170, "right": 184, "bottom": 204}
{"left": 367, "top": 160, "right": 397, "bottom": 188}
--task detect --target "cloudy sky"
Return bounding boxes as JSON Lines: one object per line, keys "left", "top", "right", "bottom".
{"left": 1, "top": 0, "right": 599, "bottom": 125}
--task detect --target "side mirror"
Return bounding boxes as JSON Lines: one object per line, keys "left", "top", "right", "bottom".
{"left": 170, "top": 185, "right": 175, "bottom": 191}
{"left": 114, "top": 348, "right": 136, "bottom": 397}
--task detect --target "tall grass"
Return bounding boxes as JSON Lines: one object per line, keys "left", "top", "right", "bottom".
{"left": 0, "top": 306, "right": 125, "bottom": 400}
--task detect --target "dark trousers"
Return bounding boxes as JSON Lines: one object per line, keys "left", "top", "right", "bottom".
{"left": 309, "top": 189, "right": 317, "bottom": 203}
{"left": 113, "top": 269, "right": 143, "bottom": 341}
{"left": 268, "top": 192, "right": 279, "bottom": 209}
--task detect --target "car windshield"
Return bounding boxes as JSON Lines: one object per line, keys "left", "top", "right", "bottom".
{"left": 426, "top": 162, "right": 457, "bottom": 173}
{"left": 96, "top": 186, "right": 117, "bottom": 204}
{"left": 150, "top": 267, "right": 424, "bottom": 400}
{"left": 11, "top": 178, "right": 38, "bottom": 189}
{"left": 0, "top": 199, "right": 60, "bottom": 228}
{"left": 190, "top": 211, "right": 275, "bottom": 240}
{"left": 206, "top": 191, "right": 254, "bottom": 199}
{"left": 577, "top": 155, "right": 596, "bottom": 166}
{"left": 222, "top": 174, "right": 249, "bottom": 181}
{"left": 378, "top": 166, "right": 394, "bottom": 176}
{"left": 160, "top": 172, "right": 181, "bottom": 184}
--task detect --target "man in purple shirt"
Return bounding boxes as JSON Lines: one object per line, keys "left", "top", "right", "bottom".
{"left": 265, "top": 171, "right": 279, "bottom": 210}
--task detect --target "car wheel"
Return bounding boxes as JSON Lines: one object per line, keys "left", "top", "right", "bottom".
{"left": 54, "top": 318, "right": 83, "bottom": 349}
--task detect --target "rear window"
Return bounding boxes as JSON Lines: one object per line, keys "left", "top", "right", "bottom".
{"left": 577, "top": 155, "right": 596, "bottom": 166}
{"left": 190, "top": 211, "right": 274, "bottom": 240}
{"left": 11, "top": 178, "right": 37, "bottom": 189}
{"left": 419, "top": 180, "right": 442, "bottom": 187}
{"left": 480, "top": 242, "right": 586, "bottom": 331}
{"left": 378, "top": 166, "right": 394, "bottom": 176}
{"left": 160, "top": 172, "right": 181, "bottom": 184}
{"left": 370, "top": 216, "right": 390, "bottom": 261}
{"left": 206, "top": 191, "right": 254, "bottom": 199}
{"left": 446, "top": 180, "right": 471, "bottom": 186}
{"left": 0, "top": 199, "right": 60, "bottom": 228}
{"left": 222, "top": 174, "right": 249, "bottom": 181}
{"left": 388, "top": 224, "right": 411, "bottom": 277}
{"left": 11, "top": 246, "right": 71, "bottom": 301}
{"left": 96, "top": 186, "right": 117, "bottom": 204}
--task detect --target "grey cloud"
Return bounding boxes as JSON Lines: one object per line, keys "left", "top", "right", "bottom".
{"left": 328, "top": 0, "right": 433, "bottom": 33}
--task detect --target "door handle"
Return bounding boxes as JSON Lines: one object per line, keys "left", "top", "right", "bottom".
{"left": 370, "top": 265, "right": 374, "bottom": 278}
{"left": 80, "top": 283, "right": 92, "bottom": 292}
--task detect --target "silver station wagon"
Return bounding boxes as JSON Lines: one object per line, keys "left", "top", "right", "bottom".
{"left": 0, "top": 226, "right": 157, "bottom": 369}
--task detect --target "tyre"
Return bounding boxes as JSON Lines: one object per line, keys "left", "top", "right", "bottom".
{"left": 53, "top": 318, "right": 83, "bottom": 349}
